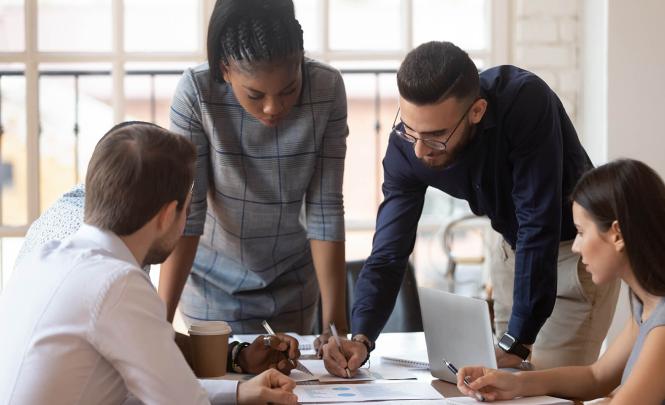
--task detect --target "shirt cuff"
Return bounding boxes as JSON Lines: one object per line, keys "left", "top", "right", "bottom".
{"left": 507, "top": 312, "right": 547, "bottom": 345}
{"left": 198, "top": 379, "right": 239, "bottom": 405}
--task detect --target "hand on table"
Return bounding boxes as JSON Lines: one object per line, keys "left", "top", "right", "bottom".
{"left": 457, "top": 366, "right": 523, "bottom": 402}
{"left": 237, "top": 368, "right": 298, "bottom": 405}
{"left": 321, "top": 337, "right": 367, "bottom": 378}
{"left": 313, "top": 331, "right": 331, "bottom": 358}
{"left": 237, "top": 334, "right": 300, "bottom": 375}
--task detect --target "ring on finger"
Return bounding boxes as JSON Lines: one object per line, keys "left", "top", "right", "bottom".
{"left": 263, "top": 335, "right": 272, "bottom": 348}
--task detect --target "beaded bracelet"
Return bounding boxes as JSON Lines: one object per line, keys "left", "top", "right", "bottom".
{"left": 231, "top": 342, "right": 251, "bottom": 373}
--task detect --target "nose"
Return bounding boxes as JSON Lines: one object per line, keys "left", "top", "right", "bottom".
{"left": 413, "top": 139, "right": 434, "bottom": 159}
{"left": 263, "top": 97, "right": 284, "bottom": 117}
{"left": 571, "top": 234, "right": 581, "bottom": 254}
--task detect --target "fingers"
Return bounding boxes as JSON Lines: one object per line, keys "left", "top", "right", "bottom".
{"left": 314, "top": 332, "right": 331, "bottom": 358}
{"left": 265, "top": 368, "right": 297, "bottom": 391}
{"left": 344, "top": 342, "right": 368, "bottom": 371}
{"left": 260, "top": 387, "right": 298, "bottom": 405}
{"left": 274, "top": 333, "right": 299, "bottom": 359}
{"left": 321, "top": 338, "right": 351, "bottom": 377}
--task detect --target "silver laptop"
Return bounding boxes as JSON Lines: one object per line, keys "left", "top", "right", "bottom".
{"left": 418, "top": 286, "right": 497, "bottom": 383}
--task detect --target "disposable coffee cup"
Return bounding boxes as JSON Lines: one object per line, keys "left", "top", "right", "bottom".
{"left": 188, "top": 321, "right": 232, "bottom": 378}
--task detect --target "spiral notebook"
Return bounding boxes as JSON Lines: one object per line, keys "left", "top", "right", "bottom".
{"left": 380, "top": 355, "right": 430, "bottom": 369}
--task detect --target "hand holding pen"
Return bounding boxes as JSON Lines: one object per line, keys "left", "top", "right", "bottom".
{"left": 444, "top": 359, "right": 486, "bottom": 402}
{"left": 232, "top": 320, "right": 300, "bottom": 375}
{"left": 261, "top": 320, "right": 313, "bottom": 376}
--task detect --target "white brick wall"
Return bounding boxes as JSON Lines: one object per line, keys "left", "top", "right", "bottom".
{"left": 512, "top": 0, "right": 581, "bottom": 124}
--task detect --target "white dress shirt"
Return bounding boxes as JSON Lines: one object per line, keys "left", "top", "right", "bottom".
{"left": 0, "top": 224, "right": 237, "bottom": 405}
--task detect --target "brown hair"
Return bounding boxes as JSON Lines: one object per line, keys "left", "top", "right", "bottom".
{"left": 84, "top": 121, "right": 196, "bottom": 236}
{"left": 571, "top": 158, "right": 665, "bottom": 296}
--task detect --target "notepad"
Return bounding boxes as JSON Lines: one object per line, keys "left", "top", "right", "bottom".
{"left": 445, "top": 395, "right": 573, "bottom": 404}
{"left": 380, "top": 355, "right": 430, "bottom": 369}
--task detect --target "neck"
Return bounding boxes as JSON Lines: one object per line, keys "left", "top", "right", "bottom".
{"left": 119, "top": 231, "right": 152, "bottom": 267}
{"left": 623, "top": 271, "right": 662, "bottom": 314}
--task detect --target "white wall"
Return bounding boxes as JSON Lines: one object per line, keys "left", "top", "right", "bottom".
{"left": 606, "top": 0, "right": 665, "bottom": 177}
{"left": 580, "top": 0, "right": 665, "bottom": 346}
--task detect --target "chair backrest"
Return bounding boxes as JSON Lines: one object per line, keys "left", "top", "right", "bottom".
{"left": 346, "top": 260, "right": 423, "bottom": 333}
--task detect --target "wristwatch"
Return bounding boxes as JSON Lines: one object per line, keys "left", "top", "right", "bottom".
{"left": 498, "top": 332, "right": 530, "bottom": 360}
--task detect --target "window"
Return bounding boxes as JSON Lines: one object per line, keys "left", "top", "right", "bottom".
{"left": 0, "top": 0, "right": 501, "bottom": 289}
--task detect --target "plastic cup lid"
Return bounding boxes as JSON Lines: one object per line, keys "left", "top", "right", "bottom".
{"left": 188, "top": 320, "right": 232, "bottom": 335}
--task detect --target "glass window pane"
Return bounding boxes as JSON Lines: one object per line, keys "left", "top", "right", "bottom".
{"left": 39, "top": 64, "right": 113, "bottom": 212}
{"left": 125, "top": 0, "right": 200, "bottom": 53}
{"left": 124, "top": 62, "right": 191, "bottom": 127}
{"left": 293, "top": 0, "right": 321, "bottom": 52}
{"left": 330, "top": 0, "right": 401, "bottom": 51}
{"left": 342, "top": 72, "right": 398, "bottom": 225}
{"left": 38, "top": 0, "right": 111, "bottom": 52}
{"left": 0, "top": 64, "right": 27, "bottom": 226}
{"left": 413, "top": 0, "right": 488, "bottom": 51}
{"left": 0, "top": 0, "right": 24, "bottom": 51}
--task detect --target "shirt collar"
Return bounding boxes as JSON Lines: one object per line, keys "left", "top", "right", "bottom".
{"left": 74, "top": 223, "right": 141, "bottom": 268}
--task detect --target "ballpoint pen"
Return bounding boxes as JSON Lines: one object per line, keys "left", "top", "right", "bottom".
{"left": 261, "top": 320, "right": 313, "bottom": 375}
{"left": 443, "top": 359, "right": 485, "bottom": 402}
{"left": 330, "top": 323, "right": 352, "bottom": 378}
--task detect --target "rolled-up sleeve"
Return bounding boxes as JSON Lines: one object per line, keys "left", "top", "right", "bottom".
{"left": 170, "top": 69, "right": 210, "bottom": 236}
{"left": 351, "top": 136, "right": 427, "bottom": 341}
{"left": 305, "top": 71, "right": 348, "bottom": 242}
{"left": 506, "top": 77, "right": 563, "bottom": 344}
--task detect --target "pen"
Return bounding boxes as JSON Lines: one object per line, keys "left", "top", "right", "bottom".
{"left": 443, "top": 359, "right": 485, "bottom": 402}
{"left": 330, "top": 323, "right": 352, "bottom": 378}
{"left": 261, "top": 320, "right": 297, "bottom": 368}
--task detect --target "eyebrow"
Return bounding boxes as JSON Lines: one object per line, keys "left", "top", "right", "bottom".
{"left": 401, "top": 120, "right": 449, "bottom": 136}
{"left": 242, "top": 79, "right": 298, "bottom": 95}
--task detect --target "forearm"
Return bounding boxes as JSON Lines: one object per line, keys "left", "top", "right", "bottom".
{"left": 310, "top": 239, "right": 347, "bottom": 333}
{"left": 518, "top": 366, "right": 610, "bottom": 400}
{"left": 158, "top": 235, "right": 200, "bottom": 322}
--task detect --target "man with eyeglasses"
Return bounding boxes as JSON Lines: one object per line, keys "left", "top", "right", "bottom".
{"left": 321, "top": 41, "right": 620, "bottom": 377}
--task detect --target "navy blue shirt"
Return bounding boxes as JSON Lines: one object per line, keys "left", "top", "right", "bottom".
{"left": 351, "top": 65, "right": 593, "bottom": 344}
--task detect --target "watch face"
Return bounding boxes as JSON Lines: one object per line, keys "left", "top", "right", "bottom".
{"left": 498, "top": 333, "right": 516, "bottom": 351}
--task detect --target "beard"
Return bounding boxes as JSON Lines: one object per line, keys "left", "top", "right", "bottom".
{"left": 142, "top": 235, "right": 175, "bottom": 267}
{"left": 417, "top": 125, "right": 477, "bottom": 170}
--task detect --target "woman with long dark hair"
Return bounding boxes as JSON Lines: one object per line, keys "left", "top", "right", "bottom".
{"left": 457, "top": 158, "right": 665, "bottom": 404}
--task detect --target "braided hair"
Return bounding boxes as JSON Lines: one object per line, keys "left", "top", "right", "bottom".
{"left": 207, "top": 0, "right": 304, "bottom": 83}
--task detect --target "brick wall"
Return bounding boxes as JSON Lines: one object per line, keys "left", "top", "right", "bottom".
{"left": 512, "top": 0, "right": 581, "bottom": 124}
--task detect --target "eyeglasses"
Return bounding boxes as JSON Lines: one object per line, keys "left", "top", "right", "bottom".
{"left": 391, "top": 99, "right": 477, "bottom": 151}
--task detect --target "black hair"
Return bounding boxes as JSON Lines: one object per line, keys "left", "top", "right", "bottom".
{"left": 207, "top": 0, "right": 304, "bottom": 83}
{"left": 571, "top": 159, "right": 665, "bottom": 297}
{"left": 397, "top": 41, "right": 479, "bottom": 105}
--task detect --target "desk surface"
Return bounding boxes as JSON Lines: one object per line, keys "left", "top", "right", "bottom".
{"left": 372, "top": 332, "right": 462, "bottom": 398}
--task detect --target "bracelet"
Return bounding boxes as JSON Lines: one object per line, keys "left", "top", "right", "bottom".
{"left": 227, "top": 341, "right": 239, "bottom": 372}
{"left": 231, "top": 342, "right": 251, "bottom": 373}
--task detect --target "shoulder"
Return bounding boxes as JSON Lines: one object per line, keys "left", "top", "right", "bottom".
{"left": 303, "top": 58, "right": 345, "bottom": 98}
{"left": 480, "top": 65, "right": 553, "bottom": 107}
{"left": 175, "top": 63, "right": 231, "bottom": 103}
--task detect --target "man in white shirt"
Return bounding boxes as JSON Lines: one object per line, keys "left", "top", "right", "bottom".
{"left": 0, "top": 122, "right": 297, "bottom": 405}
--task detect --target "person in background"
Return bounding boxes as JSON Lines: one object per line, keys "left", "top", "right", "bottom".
{"left": 0, "top": 122, "right": 297, "bottom": 405}
{"left": 457, "top": 159, "right": 665, "bottom": 404}
{"left": 322, "top": 41, "right": 619, "bottom": 377}
{"left": 164, "top": 0, "right": 349, "bottom": 342}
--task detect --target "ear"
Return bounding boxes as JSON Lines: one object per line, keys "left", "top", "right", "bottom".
{"left": 220, "top": 61, "right": 231, "bottom": 83}
{"left": 155, "top": 200, "right": 179, "bottom": 233}
{"left": 610, "top": 220, "right": 625, "bottom": 252}
{"left": 469, "top": 98, "right": 487, "bottom": 125}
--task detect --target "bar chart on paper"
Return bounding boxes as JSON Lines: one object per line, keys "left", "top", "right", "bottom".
{"left": 294, "top": 382, "right": 444, "bottom": 403}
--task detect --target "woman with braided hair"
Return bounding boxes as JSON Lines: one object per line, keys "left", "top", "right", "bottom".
{"left": 165, "top": 0, "right": 349, "bottom": 371}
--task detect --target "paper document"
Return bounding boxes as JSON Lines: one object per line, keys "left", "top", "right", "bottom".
{"left": 294, "top": 381, "right": 444, "bottom": 403}
{"left": 298, "top": 360, "right": 374, "bottom": 382}
{"left": 297, "top": 359, "right": 417, "bottom": 382}
{"left": 445, "top": 395, "right": 572, "bottom": 404}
